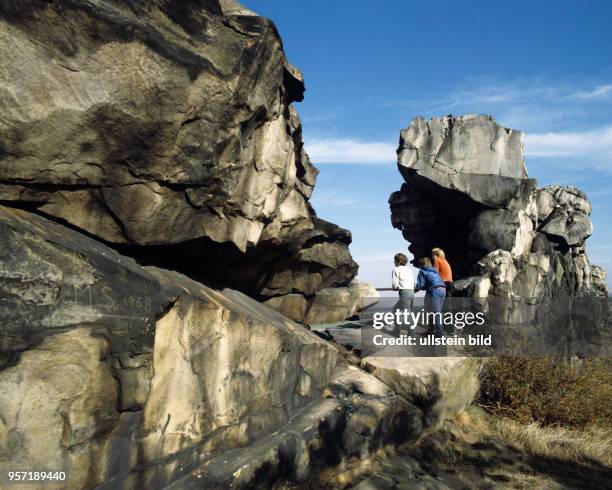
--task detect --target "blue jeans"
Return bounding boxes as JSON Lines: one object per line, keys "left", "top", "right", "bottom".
{"left": 430, "top": 287, "right": 446, "bottom": 337}
{"left": 393, "top": 289, "right": 414, "bottom": 334}
{"left": 395, "top": 289, "right": 414, "bottom": 311}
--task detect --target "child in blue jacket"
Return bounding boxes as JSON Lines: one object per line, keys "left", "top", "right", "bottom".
{"left": 415, "top": 257, "right": 447, "bottom": 337}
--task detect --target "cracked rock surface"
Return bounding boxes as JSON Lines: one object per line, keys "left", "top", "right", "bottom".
{"left": 0, "top": 0, "right": 358, "bottom": 321}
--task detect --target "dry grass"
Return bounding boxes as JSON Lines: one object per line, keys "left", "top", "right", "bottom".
{"left": 452, "top": 407, "right": 612, "bottom": 468}
{"left": 487, "top": 416, "right": 612, "bottom": 467}
{"left": 478, "top": 357, "right": 612, "bottom": 429}
{"left": 477, "top": 357, "right": 612, "bottom": 468}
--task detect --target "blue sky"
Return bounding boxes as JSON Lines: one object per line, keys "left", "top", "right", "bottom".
{"left": 243, "top": 0, "right": 612, "bottom": 290}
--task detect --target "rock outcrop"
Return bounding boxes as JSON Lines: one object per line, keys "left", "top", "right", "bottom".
{"left": 266, "top": 280, "right": 380, "bottom": 325}
{"left": 0, "top": 3, "right": 403, "bottom": 488}
{"left": 390, "top": 114, "right": 536, "bottom": 277}
{"left": 0, "top": 204, "right": 420, "bottom": 489}
{"left": 0, "top": 204, "right": 337, "bottom": 487}
{"left": 390, "top": 114, "right": 609, "bottom": 352}
{"left": 0, "top": 0, "right": 358, "bottom": 322}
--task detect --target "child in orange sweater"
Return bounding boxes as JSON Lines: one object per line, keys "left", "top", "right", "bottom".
{"left": 432, "top": 247, "right": 453, "bottom": 295}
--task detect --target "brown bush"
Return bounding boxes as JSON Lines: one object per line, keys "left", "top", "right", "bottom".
{"left": 478, "top": 357, "right": 612, "bottom": 429}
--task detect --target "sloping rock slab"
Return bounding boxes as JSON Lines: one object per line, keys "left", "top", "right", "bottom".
{"left": 168, "top": 365, "right": 423, "bottom": 489}
{"left": 0, "top": 204, "right": 338, "bottom": 489}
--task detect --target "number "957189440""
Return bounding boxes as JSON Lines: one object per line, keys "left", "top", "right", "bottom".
{"left": 5, "top": 471, "right": 67, "bottom": 483}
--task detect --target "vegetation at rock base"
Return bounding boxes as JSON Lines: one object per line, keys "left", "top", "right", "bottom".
{"left": 486, "top": 416, "right": 611, "bottom": 468}
{"left": 478, "top": 356, "right": 612, "bottom": 429}
{"left": 410, "top": 409, "right": 612, "bottom": 487}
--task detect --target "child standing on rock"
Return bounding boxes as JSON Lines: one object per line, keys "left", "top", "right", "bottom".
{"left": 391, "top": 253, "right": 414, "bottom": 334}
{"left": 432, "top": 247, "right": 453, "bottom": 296}
{"left": 415, "top": 257, "right": 447, "bottom": 337}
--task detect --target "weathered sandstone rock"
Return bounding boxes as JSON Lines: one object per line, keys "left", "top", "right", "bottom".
{"left": 168, "top": 364, "right": 423, "bottom": 489}
{"left": 397, "top": 114, "right": 534, "bottom": 210}
{"left": 0, "top": 204, "right": 341, "bottom": 488}
{"left": 534, "top": 185, "right": 593, "bottom": 248}
{"left": 0, "top": 204, "right": 425, "bottom": 489}
{"left": 390, "top": 114, "right": 608, "bottom": 353}
{"left": 468, "top": 209, "right": 534, "bottom": 259}
{"left": 303, "top": 280, "right": 381, "bottom": 324}
{"left": 263, "top": 279, "right": 380, "bottom": 324}
{"left": 0, "top": 0, "right": 358, "bottom": 321}
{"left": 0, "top": 328, "right": 118, "bottom": 488}
{"left": 361, "top": 356, "right": 483, "bottom": 425}
{"left": 390, "top": 115, "right": 537, "bottom": 277}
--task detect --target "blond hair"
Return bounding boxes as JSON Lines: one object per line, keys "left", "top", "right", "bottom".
{"left": 394, "top": 253, "right": 408, "bottom": 266}
{"left": 432, "top": 247, "right": 445, "bottom": 258}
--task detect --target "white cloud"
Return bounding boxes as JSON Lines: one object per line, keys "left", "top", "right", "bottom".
{"left": 310, "top": 191, "right": 359, "bottom": 207}
{"left": 306, "top": 137, "right": 396, "bottom": 164}
{"left": 449, "top": 82, "right": 612, "bottom": 107}
{"left": 571, "top": 84, "right": 612, "bottom": 100}
{"left": 303, "top": 79, "right": 612, "bottom": 169}
{"left": 525, "top": 125, "right": 612, "bottom": 160}
{"left": 305, "top": 125, "right": 612, "bottom": 171}
{"left": 379, "top": 78, "right": 612, "bottom": 132}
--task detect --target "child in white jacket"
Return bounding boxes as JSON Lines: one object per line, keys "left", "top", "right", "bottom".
{"left": 391, "top": 253, "right": 414, "bottom": 332}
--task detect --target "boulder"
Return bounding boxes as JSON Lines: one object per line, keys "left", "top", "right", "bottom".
{"left": 168, "top": 364, "right": 423, "bottom": 489}
{"left": 535, "top": 186, "right": 593, "bottom": 248}
{"left": 468, "top": 209, "right": 534, "bottom": 259}
{"left": 390, "top": 114, "right": 608, "bottom": 355}
{"left": 397, "top": 114, "right": 535, "bottom": 210}
{"left": 0, "top": 329, "right": 118, "bottom": 487}
{"left": 360, "top": 356, "right": 483, "bottom": 425}
{"left": 264, "top": 279, "right": 380, "bottom": 324}
{"left": 591, "top": 265, "right": 609, "bottom": 298}
{"left": 0, "top": 204, "right": 430, "bottom": 489}
{"left": 262, "top": 294, "right": 309, "bottom": 322}
{"left": 0, "top": 0, "right": 357, "bottom": 312}
{"left": 303, "top": 280, "right": 380, "bottom": 324}
{"left": 391, "top": 115, "right": 538, "bottom": 277}
{"left": 304, "top": 287, "right": 355, "bottom": 324}
{"left": 348, "top": 279, "right": 381, "bottom": 311}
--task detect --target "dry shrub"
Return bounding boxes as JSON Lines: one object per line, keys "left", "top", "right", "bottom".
{"left": 478, "top": 357, "right": 612, "bottom": 429}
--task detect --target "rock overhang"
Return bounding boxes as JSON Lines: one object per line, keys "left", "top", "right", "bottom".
{"left": 390, "top": 113, "right": 608, "bottom": 320}
{"left": 0, "top": 0, "right": 362, "bottom": 324}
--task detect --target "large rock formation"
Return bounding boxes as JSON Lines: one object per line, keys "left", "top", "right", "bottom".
{"left": 0, "top": 3, "right": 410, "bottom": 488}
{"left": 390, "top": 114, "right": 609, "bottom": 351}
{"left": 0, "top": 204, "right": 418, "bottom": 489}
{"left": 0, "top": 0, "right": 358, "bottom": 322}
{"left": 4, "top": 1, "right": 606, "bottom": 487}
